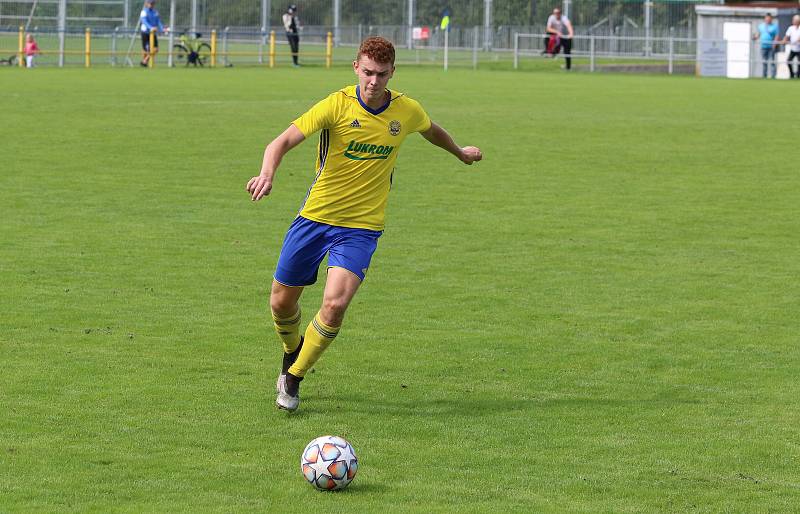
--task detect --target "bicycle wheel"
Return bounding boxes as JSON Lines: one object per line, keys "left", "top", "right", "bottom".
{"left": 196, "top": 43, "right": 211, "bottom": 67}
{"left": 173, "top": 44, "right": 190, "bottom": 66}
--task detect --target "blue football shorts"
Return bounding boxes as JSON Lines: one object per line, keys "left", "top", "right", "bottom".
{"left": 274, "top": 216, "right": 383, "bottom": 287}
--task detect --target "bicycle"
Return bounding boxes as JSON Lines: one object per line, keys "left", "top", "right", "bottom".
{"left": 173, "top": 31, "right": 211, "bottom": 67}
{"left": 0, "top": 54, "right": 17, "bottom": 66}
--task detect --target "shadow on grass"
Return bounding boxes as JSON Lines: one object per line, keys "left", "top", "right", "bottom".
{"left": 298, "top": 394, "right": 536, "bottom": 417}
{"left": 296, "top": 391, "right": 684, "bottom": 418}
{"left": 341, "top": 481, "right": 389, "bottom": 494}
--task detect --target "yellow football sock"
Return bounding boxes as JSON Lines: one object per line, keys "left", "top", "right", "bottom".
{"left": 272, "top": 307, "right": 302, "bottom": 354}
{"left": 288, "top": 312, "right": 340, "bottom": 378}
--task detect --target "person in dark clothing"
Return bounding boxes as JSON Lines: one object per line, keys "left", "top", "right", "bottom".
{"left": 283, "top": 4, "right": 301, "bottom": 66}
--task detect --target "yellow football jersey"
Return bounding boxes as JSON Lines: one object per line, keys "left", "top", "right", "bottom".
{"left": 291, "top": 85, "right": 431, "bottom": 231}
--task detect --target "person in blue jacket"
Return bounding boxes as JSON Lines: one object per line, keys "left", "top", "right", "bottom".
{"left": 140, "top": 0, "right": 167, "bottom": 67}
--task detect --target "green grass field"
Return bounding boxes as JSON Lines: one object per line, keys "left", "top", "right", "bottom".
{"left": 1, "top": 66, "right": 799, "bottom": 512}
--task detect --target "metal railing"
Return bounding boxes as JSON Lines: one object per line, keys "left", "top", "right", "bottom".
{"left": 0, "top": 25, "right": 334, "bottom": 67}
{"left": 513, "top": 32, "right": 800, "bottom": 77}
{"left": 5, "top": 25, "right": 797, "bottom": 78}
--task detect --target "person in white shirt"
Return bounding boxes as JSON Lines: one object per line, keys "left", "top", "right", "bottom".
{"left": 545, "top": 8, "right": 574, "bottom": 70}
{"left": 782, "top": 15, "right": 800, "bottom": 79}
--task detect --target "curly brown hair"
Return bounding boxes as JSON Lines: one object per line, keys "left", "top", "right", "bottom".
{"left": 356, "top": 36, "right": 395, "bottom": 65}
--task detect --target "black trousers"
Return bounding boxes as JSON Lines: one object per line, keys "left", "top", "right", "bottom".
{"left": 789, "top": 51, "right": 800, "bottom": 78}
{"left": 559, "top": 38, "right": 572, "bottom": 69}
{"left": 286, "top": 33, "right": 299, "bottom": 65}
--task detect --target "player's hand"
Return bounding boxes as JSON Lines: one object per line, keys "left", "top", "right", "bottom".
{"left": 247, "top": 175, "right": 273, "bottom": 201}
{"left": 460, "top": 146, "right": 482, "bottom": 165}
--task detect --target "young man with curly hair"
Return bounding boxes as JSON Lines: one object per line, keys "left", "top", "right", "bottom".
{"left": 246, "top": 36, "right": 482, "bottom": 412}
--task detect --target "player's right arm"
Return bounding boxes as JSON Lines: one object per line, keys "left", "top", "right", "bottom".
{"left": 247, "top": 124, "right": 306, "bottom": 201}
{"left": 248, "top": 93, "right": 336, "bottom": 201}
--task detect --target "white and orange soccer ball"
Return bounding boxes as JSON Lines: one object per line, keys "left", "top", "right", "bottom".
{"left": 300, "top": 435, "right": 358, "bottom": 491}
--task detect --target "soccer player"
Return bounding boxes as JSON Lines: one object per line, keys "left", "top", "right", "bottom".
{"left": 246, "top": 36, "right": 482, "bottom": 412}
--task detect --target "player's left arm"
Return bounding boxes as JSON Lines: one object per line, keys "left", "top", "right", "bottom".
{"left": 565, "top": 20, "right": 574, "bottom": 38}
{"left": 420, "top": 122, "right": 482, "bottom": 165}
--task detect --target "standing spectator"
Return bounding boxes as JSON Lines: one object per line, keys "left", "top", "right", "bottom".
{"left": 140, "top": 0, "right": 166, "bottom": 67}
{"left": 545, "top": 7, "right": 574, "bottom": 70}
{"left": 753, "top": 13, "right": 779, "bottom": 78}
{"left": 283, "top": 4, "right": 301, "bottom": 67}
{"left": 782, "top": 15, "right": 800, "bottom": 79}
{"left": 24, "top": 34, "right": 40, "bottom": 68}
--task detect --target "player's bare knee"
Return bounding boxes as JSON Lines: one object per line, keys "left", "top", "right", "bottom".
{"left": 269, "top": 297, "right": 289, "bottom": 316}
{"left": 320, "top": 299, "right": 347, "bottom": 326}
{"left": 270, "top": 289, "right": 297, "bottom": 317}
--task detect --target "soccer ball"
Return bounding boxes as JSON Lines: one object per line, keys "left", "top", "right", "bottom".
{"left": 300, "top": 435, "right": 358, "bottom": 491}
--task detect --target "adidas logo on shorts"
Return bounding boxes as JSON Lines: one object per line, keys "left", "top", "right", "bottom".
{"left": 350, "top": 119, "right": 361, "bottom": 128}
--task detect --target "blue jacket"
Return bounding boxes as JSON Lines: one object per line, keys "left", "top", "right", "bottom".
{"left": 140, "top": 7, "right": 164, "bottom": 34}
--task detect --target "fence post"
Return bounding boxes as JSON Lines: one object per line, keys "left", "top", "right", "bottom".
{"left": 668, "top": 36, "right": 674, "bottom": 75}
{"left": 148, "top": 28, "right": 155, "bottom": 67}
{"left": 259, "top": 30, "right": 265, "bottom": 64}
{"left": 18, "top": 26, "right": 24, "bottom": 68}
{"left": 112, "top": 27, "right": 118, "bottom": 66}
{"left": 211, "top": 29, "right": 217, "bottom": 67}
{"left": 168, "top": 0, "right": 175, "bottom": 67}
{"left": 260, "top": 0, "right": 268, "bottom": 47}
{"left": 334, "top": 0, "right": 341, "bottom": 47}
{"left": 406, "top": 0, "right": 413, "bottom": 49}
{"left": 443, "top": 28, "right": 448, "bottom": 71}
{"left": 223, "top": 27, "right": 229, "bottom": 67}
{"left": 472, "top": 26, "right": 479, "bottom": 70}
{"left": 483, "top": 0, "right": 492, "bottom": 51}
{"left": 644, "top": 0, "right": 652, "bottom": 57}
{"left": 513, "top": 32, "right": 518, "bottom": 69}
{"left": 58, "top": 0, "right": 66, "bottom": 66}
{"left": 85, "top": 28, "right": 92, "bottom": 68}
{"left": 269, "top": 30, "right": 275, "bottom": 68}
{"left": 590, "top": 35, "right": 595, "bottom": 72}
{"left": 326, "top": 31, "right": 332, "bottom": 68}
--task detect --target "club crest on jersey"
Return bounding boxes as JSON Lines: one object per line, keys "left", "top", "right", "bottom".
{"left": 350, "top": 119, "right": 361, "bottom": 128}
{"left": 389, "top": 120, "right": 401, "bottom": 136}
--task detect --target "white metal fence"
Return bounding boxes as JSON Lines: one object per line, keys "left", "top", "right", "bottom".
{"left": 513, "top": 32, "right": 800, "bottom": 78}
{"left": 6, "top": 24, "right": 799, "bottom": 79}
{"left": 1, "top": 0, "right": 722, "bottom": 48}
